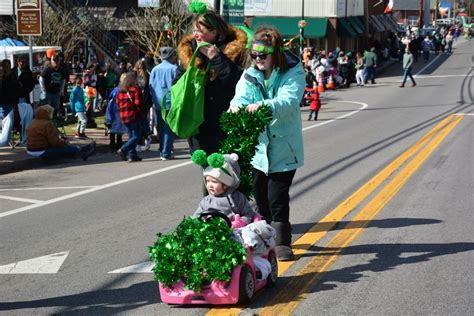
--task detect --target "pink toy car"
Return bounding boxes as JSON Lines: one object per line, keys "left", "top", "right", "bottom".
{"left": 158, "top": 211, "right": 278, "bottom": 305}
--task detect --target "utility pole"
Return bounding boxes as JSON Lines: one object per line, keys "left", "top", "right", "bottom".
{"left": 300, "top": 0, "right": 304, "bottom": 59}
{"left": 419, "top": 0, "right": 424, "bottom": 27}
{"left": 364, "top": 0, "right": 369, "bottom": 48}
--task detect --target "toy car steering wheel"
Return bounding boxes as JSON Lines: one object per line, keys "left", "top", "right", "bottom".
{"left": 199, "top": 209, "right": 232, "bottom": 227}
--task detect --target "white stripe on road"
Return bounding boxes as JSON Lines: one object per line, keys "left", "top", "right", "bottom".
{"left": 0, "top": 251, "right": 69, "bottom": 274}
{"left": 108, "top": 261, "right": 154, "bottom": 273}
{"left": 0, "top": 101, "right": 368, "bottom": 219}
{"left": 303, "top": 101, "right": 368, "bottom": 131}
{"left": 415, "top": 74, "right": 473, "bottom": 79}
{"left": 0, "top": 195, "right": 43, "bottom": 204}
{"left": 0, "top": 161, "right": 192, "bottom": 219}
{"left": 0, "top": 186, "right": 97, "bottom": 192}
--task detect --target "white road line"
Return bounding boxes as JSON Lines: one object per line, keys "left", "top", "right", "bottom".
{"left": 454, "top": 113, "right": 474, "bottom": 116}
{"left": 415, "top": 74, "right": 473, "bottom": 79}
{"left": 0, "top": 186, "right": 97, "bottom": 192}
{"left": 303, "top": 101, "right": 368, "bottom": 131}
{"left": 0, "top": 195, "right": 43, "bottom": 204}
{"left": 0, "top": 101, "right": 368, "bottom": 219}
{"left": 108, "top": 261, "right": 154, "bottom": 274}
{"left": 0, "top": 161, "right": 193, "bottom": 219}
{"left": 0, "top": 251, "right": 69, "bottom": 274}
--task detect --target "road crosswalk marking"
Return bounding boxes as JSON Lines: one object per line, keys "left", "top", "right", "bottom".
{"left": 0, "top": 195, "right": 43, "bottom": 204}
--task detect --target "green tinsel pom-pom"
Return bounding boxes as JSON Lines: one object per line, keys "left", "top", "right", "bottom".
{"left": 189, "top": 1, "right": 207, "bottom": 14}
{"left": 191, "top": 149, "right": 208, "bottom": 166}
{"left": 207, "top": 153, "right": 225, "bottom": 168}
{"left": 149, "top": 217, "right": 247, "bottom": 293}
{"left": 219, "top": 104, "right": 272, "bottom": 199}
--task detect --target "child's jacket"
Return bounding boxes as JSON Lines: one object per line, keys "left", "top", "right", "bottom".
{"left": 116, "top": 86, "right": 142, "bottom": 124}
{"left": 69, "top": 86, "right": 86, "bottom": 114}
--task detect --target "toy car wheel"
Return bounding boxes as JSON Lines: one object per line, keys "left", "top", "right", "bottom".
{"left": 266, "top": 252, "right": 278, "bottom": 287}
{"left": 238, "top": 266, "right": 255, "bottom": 304}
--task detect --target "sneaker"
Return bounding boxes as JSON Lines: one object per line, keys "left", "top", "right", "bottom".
{"left": 80, "top": 142, "right": 96, "bottom": 161}
{"left": 117, "top": 149, "right": 127, "bottom": 161}
{"left": 127, "top": 157, "right": 142, "bottom": 162}
{"left": 135, "top": 145, "right": 141, "bottom": 152}
{"left": 144, "top": 136, "right": 152, "bottom": 151}
{"left": 160, "top": 155, "right": 174, "bottom": 161}
{"left": 79, "top": 133, "right": 87, "bottom": 138}
{"left": 399, "top": 85, "right": 405, "bottom": 88}
{"left": 412, "top": 83, "right": 417, "bottom": 87}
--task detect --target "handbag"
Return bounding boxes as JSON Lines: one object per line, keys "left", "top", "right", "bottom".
{"left": 162, "top": 42, "right": 210, "bottom": 138}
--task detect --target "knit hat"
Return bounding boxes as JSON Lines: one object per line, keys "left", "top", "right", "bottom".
{"left": 159, "top": 47, "right": 177, "bottom": 61}
{"left": 203, "top": 153, "right": 240, "bottom": 188}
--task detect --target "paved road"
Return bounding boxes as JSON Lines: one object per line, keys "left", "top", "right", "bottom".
{"left": 0, "top": 39, "right": 472, "bottom": 315}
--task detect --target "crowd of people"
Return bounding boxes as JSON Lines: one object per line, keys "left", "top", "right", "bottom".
{"left": 300, "top": 23, "right": 464, "bottom": 93}
{"left": 1, "top": 10, "right": 469, "bottom": 262}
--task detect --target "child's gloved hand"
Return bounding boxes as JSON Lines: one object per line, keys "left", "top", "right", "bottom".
{"left": 231, "top": 214, "right": 248, "bottom": 229}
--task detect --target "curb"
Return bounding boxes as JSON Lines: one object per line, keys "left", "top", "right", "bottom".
{"left": 0, "top": 143, "right": 111, "bottom": 176}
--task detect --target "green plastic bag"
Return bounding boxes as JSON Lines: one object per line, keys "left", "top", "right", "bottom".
{"left": 162, "top": 42, "right": 210, "bottom": 138}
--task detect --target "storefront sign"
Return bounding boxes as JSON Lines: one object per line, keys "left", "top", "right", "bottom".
{"left": 138, "top": 0, "right": 160, "bottom": 8}
{"left": 223, "top": 0, "right": 244, "bottom": 26}
{"left": 245, "top": 0, "right": 272, "bottom": 14}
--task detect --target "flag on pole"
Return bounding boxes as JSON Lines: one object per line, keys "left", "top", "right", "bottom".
{"left": 384, "top": 0, "right": 394, "bottom": 13}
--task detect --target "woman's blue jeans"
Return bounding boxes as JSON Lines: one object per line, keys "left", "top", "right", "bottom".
{"left": 154, "top": 107, "right": 175, "bottom": 159}
{"left": 122, "top": 120, "right": 142, "bottom": 159}
{"left": 40, "top": 145, "right": 80, "bottom": 160}
{"left": 0, "top": 105, "right": 13, "bottom": 147}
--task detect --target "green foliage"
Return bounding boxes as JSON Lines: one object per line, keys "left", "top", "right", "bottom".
{"left": 219, "top": 104, "right": 272, "bottom": 199}
{"left": 149, "top": 217, "right": 247, "bottom": 293}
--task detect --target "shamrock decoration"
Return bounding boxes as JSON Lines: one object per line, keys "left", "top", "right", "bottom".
{"left": 189, "top": 1, "right": 207, "bottom": 14}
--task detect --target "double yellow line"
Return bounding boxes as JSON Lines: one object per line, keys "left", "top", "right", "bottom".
{"left": 207, "top": 114, "right": 463, "bottom": 316}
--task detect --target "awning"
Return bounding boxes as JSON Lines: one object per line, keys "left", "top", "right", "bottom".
{"left": 378, "top": 15, "right": 396, "bottom": 31}
{"left": 369, "top": 15, "right": 385, "bottom": 32}
{"left": 347, "top": 16, "right": 364, "bottom": 34}
{"left": 252, "top": 17, "right": 328, "bottom": 38}
{"left": 337, "top": 18, "right": 357, "bottom": 38}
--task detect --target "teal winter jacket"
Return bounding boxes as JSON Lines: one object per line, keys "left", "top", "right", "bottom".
{"left": 230, "top": 52, "right": 306, "bottom": 174}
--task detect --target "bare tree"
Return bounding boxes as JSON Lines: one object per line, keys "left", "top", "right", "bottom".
{"left": 125, "top": 0, "right": 192, "bottom": 56}
{"left": 0, "top": 5, "right": 87, "bottom": 61}
{"left": 32, "top": 6, "right": 88, "bottom": 61}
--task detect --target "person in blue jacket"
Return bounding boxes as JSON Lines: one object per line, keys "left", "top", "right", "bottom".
{"left": 69, "top": 77, "right": 87, "bottom": 138}
{"left": 229, "top": 26, "right": 306, "bottom": 261}
{"left": 104, "top": 86, "right": 127, "bottom": 153}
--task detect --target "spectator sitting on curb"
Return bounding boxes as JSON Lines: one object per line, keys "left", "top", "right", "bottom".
{"left": 26, "top": 105, "right": 96, "bottom": 161}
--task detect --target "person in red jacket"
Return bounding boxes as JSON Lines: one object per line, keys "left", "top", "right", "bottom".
{"left": 116, "top": 71, "right": 143, "bottom": 162}
{"left": 304, "top": 83, "right": 321, "bottom": 120}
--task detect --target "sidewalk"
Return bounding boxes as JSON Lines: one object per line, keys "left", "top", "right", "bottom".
{"left": 0, "top": 127, "right": 112, "bottom": 176}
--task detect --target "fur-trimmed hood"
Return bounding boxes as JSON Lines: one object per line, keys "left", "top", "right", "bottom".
{"left": 178, "top": 26, "right": 248, "bottom": 70}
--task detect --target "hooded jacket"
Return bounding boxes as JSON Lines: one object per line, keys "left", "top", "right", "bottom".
{"left": 26, "top": 106, "right": 67, "bottom": 151}
{"left": 175, "top": 27, "right": 247, "bottom": 153}
{"left": 194, "top": 154, "right": 256, "bottom": 224}
{"left": 230, "top": 51, "right": 306, "bottom": 174}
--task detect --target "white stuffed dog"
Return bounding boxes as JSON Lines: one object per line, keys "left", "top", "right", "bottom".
{"left": 237, "top": 220, "right": 276, "bottom": 256}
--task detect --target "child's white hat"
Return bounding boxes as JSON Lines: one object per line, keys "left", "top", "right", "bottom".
{"left": 203, "top": 153, "right": 240, "bottom": 188}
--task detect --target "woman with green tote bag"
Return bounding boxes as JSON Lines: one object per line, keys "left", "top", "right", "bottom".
{"left": 174, "top": 7, "right": 247, "bottom": 155}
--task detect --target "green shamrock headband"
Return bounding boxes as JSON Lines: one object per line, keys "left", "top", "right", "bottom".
{"left": 189, "top": 1, "right": 217, "bottom": 29}
{"left": 252, "top": 42, "right": 275, "bottom": 54}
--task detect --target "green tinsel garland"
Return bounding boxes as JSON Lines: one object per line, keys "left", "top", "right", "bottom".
{"left": 149, "top": 217, "right": 247, "bottom": 293}
{"left": 219, "top": 104, "right": 273, "bottom": 199}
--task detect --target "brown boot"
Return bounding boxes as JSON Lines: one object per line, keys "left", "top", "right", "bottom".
{"left": 271, "top": 222, "right": 295, "bottom": 261}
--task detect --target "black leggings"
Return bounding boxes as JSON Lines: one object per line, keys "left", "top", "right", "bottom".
{"left": 252, "top": 168, "right": 296, "bottom": 223}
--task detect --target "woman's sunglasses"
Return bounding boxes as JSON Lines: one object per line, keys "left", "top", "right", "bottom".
{"left": 249, "top": 52, "right": 271, "bottom": 60}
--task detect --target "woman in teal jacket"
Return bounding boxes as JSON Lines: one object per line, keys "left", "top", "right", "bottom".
{"left": 229, "top": 27, "right": 305, "bottom": 261}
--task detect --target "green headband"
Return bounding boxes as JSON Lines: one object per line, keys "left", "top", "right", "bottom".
{"left": 252, "top": 42, "right": 275, "bottom": 54}
{"left": 189, "top": 1, "right": 217, "bottom": 29}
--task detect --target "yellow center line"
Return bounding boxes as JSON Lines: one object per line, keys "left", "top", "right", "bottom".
{"left": 206, "top": 115, "right": 458, "bottom": 316}
{"left": 260, "top": 114, "right": 463, "bottom": 315}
